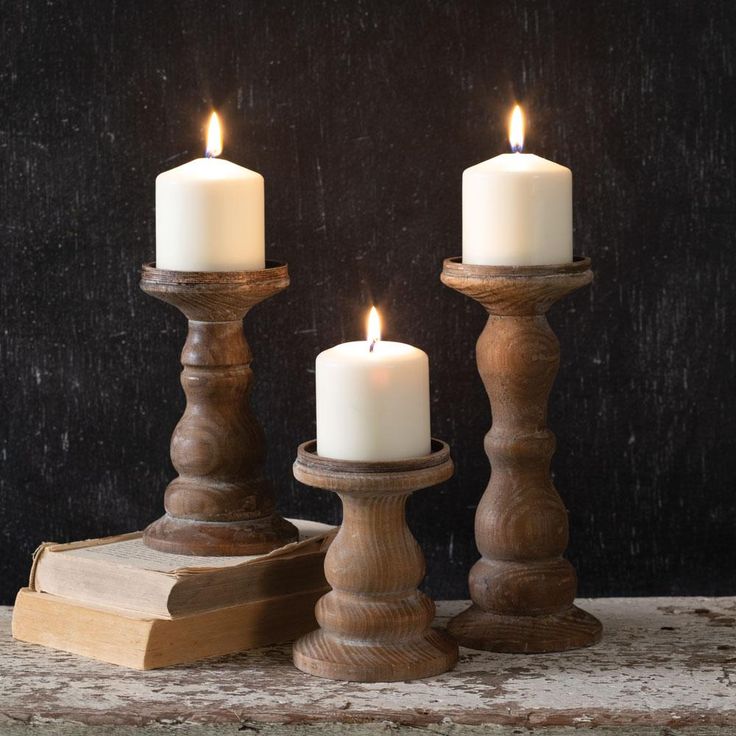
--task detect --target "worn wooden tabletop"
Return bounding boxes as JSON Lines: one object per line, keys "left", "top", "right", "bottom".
{"left": 1, "top": 598, "right": 735, "bottom": 735}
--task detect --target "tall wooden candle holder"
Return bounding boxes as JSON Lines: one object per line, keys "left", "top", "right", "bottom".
{"left": 140, "top": 261, "right": 298, "bottom": 556}
{"left": 440, "top": 256, "right": 602, "bottom": 653}
{"left": 292, "top": 440, "right": 458, "bottom": 682}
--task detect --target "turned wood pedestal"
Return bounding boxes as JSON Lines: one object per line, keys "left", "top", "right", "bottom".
{"left": 440, "top": 256, "right": 602, "bottom": 653}
{"left": 139, "top": 261, "right": 298, "bottom": 556}
{"left": 292, "top": 440, "right": 458, "bottom": 682}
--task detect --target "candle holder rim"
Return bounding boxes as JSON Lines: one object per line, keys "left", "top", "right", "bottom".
{"left": 442, "top": 255, "right": 590, "bottom": 280}
{"left": 295, "top": 437, "right": 452, "bottom": 475}
{"left": 141, "top": 260, "right": 288, "bottom": 286}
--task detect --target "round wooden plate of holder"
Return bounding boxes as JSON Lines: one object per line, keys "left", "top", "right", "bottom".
{"left": 440, "top": 256, "right": 602, "bottom": 653}
{"left": 292, "top": 439, "right": 459, "bottom": 682}
{"left": 139, "top": 261, "right": 298, "bottom": 556}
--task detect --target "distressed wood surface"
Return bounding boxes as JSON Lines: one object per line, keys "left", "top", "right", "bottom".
{"left": 2, "top": 598, "right": 735, "bottom": 734}
{"left": 139, "top": 263, "right": 297, "bottom": 556}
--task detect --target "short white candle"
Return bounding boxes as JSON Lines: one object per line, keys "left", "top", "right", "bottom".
{"left": 463, "top": 105, "right": 572, "bottom": 266}
{"left": 315, "top": 308, "right": 432, "bottom": 462}
{"left": 156, "top": 112, "right": 265, "bottom": 272}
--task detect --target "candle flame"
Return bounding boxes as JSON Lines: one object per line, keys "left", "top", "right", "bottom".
{"left": 367, "top": 306, "right": 381, "bottom": 352}
{"left": 206, "top": 112, "right": 223, "bottom": 158}
{"left": 509, "top": 105, "right": 524, "bottom": 153}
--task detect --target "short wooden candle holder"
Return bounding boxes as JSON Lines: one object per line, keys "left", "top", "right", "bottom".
{"left": 292, "top": 440, "right": 459, "bottom": 682}
{"left": 440, "top": 256, "right": 602, "bottom": 653}
{"left": 139, "top": 261, "right": 298, "bottom": 556}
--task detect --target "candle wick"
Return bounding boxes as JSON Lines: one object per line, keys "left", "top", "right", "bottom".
{"left": 369, "top": 339, "right": 377, "bottom": 353}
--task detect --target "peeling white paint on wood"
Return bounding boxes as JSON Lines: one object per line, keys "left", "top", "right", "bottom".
{"left": 1, "top": 598, "right": 735, "bottom": 732}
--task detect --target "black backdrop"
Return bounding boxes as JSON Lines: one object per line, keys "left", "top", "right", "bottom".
{"left": 1, "top": 0, "right": 735, "bottom": 605}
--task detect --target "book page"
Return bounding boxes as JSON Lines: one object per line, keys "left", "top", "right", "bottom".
{"left": 55, "top": 519, "right": 336, "bottom": 574}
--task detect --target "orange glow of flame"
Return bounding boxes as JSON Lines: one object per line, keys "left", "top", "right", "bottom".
{"left": 367, "top": 306, "right": 381, "bottom": 351}
{"left": 206, "top": 112, "right": 223, "bottom": 158}
{"left": 509, "top": 104, "right": 524, "bottom": 153}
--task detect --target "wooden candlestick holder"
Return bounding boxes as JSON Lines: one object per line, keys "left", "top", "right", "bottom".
{"left": 440, "top": 256, "right": 602, "bottom": 653}
{"left": 292, "top": 440, "right": 458, "bottom": 682}
{"left": 139, "top": 261, "right": 298, "bottom": 556}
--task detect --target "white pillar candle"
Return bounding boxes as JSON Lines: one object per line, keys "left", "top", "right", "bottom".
{"left": 315, "top": 308, "right": 432, "bottom": 462}
{"left": 156, "top": 112, "right": 265, "bottom": 272}
{"left": 463, "top": 105, "right": 572, "bottom": 266}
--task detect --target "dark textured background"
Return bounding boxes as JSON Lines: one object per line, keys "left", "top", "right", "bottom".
{"left": 1, "top": 0, "right": 735, "bottom": 605}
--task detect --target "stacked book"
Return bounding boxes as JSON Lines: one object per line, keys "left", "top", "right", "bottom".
{"left": 12, "top": 518, "right": 335, "bottom": 669}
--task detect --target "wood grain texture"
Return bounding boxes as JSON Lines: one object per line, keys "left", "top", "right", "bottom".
{"left": 1, "top": 0, "right": 735, "bottom": 603}
{"left": 292, "top": 441, "right": 458, "bottom": 681}
{"left": 2, "top": 598, "right": 735, "bottom": 732}
{"left": 442, "top": 258, "right": 601, "bottom": 652}
{"left": 139, "top": 264, "right": 297, "bottom": 555}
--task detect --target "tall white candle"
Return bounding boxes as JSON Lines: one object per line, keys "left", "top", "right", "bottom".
{"left": 315, "top": 308, "right": 432, "bottom": 462}
{"left": 156, "top": 112, "right": 265, "bottom": 272}
{"left": 463, "top": 105, "right": 572, "bottom": 266}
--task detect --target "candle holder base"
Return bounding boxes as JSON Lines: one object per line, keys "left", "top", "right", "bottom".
{"left": 448, "top": 603, "right": 601, "bottom": 654}
{"left": 143, "top": 512, "right": 299, "bottom": 557}
{"left": 294, "top": 628, "right": 457, "bottom": 683}
{"left": 140, "top": 262, "right": 298, "bottom": 557}
{"left": 441, "top": 256, "right": 601, "bottom": 653}
{"left": 291, "top": 440, "right": 458, "bottom": 682}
